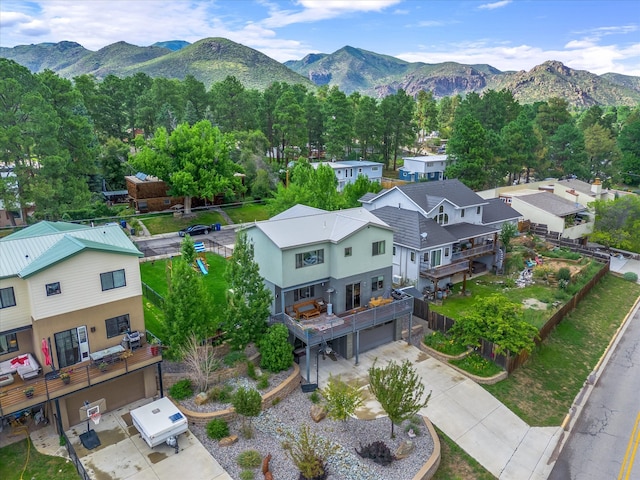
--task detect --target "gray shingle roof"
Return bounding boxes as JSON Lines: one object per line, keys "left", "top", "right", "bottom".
{"left": 482, "top": 198, "right": 523, "bottom": 224}
{"left": 556, "top": 178, "right": 594, "bottom": 196}
{"left": 517, "top": 192, "right": 586, "bottom": 216}
{"left": 443, "top": 222, "right": 499, "bottom": 240}
{"left": 397, "top": 179, "right": 488, "bottom": 213}
{"left": 369, "top": 207, "right": 457, "bottom": 249}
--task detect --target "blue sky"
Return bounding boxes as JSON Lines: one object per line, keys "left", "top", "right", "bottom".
{"left": 2, "top": 0, "right": 639, "bottom": 75}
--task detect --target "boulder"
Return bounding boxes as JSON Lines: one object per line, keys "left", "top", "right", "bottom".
{"left": 218, "top": 435, "right": 238, "bottom": 447}
{"left": 194, "top": 392, "right": 208, "bottom": 405}
{"left": 310, "top": 404, "right": 327, "bottom": 423}
{"left": 394, "top": 440, "right": 415, "bottom": 459}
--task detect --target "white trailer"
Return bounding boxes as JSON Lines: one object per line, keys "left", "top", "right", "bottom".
{"left": 130, "top": 397, "right": 188, "bottom": 452}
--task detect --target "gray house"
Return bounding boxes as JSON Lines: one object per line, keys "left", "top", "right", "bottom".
{"left": 241, "top": 205, "right": 413, "bottom": 381}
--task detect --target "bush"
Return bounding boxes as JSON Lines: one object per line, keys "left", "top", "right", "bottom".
{"left": 206, "top": 418, "right": 229, "bottom": 440}
{"left": 257, "top": 374, "right": 269, "bottom": 390}
{"left": 223, "top": 350, "right": 247, "bottom": 367}
{"left": 168, "top": 379, "right": 193, "bottom": 400}
{"left": 236, "top": 449, "right": 262, "bottom": 469}
{"left": 404, "top": 415, "right": 422, "bottom": 436}
{"left": 259, "top": 323, "right": 294, "bottom": 373}
{"left": 355, "top": 440, "right": 394, "bottom": 466}
{"left": 208, "top": 384, "right": 235, "bottom": 403}
{"left": 239, "top": 471, "right": 255, "bottom": 480}
{"left": 557, "top": 267, "right": 571, "bottom": 282}
{"left": 623, "top": 272, "right": 638, "bottom": 283}
{"left": 309, "top": 391, "right": 321, "bottom": 404}
{"left": 246, "top": 360, "right": 258, "bottom": 380}
{"left": 423, "top": 331, "right": 467, "bottom": 356}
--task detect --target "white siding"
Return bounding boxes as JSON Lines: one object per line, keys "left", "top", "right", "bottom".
{"left": 28, "top": 251, "right": 142, "bottom": 321}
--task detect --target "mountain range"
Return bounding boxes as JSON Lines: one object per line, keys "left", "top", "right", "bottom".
{"left": 2, "top": 38, "right": 639, "bottom": 107}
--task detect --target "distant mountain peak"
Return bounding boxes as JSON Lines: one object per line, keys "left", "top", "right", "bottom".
{"left": 152, "top": 40, "right": 191, "bottom": 51}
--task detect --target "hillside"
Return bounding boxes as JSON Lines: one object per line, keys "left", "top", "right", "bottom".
{"left": 2, "top": 38, "right": 639, "bottom": 105}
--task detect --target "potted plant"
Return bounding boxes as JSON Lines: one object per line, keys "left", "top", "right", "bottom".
{"left": 60, "top": 370, "right": 72, "bottom": 384}
{"left": 149, "top": 338, "right": 161, "bottom": 356}
{"left": 98, "top": 361, "right": 108, "bottom": 372}
{"left": 24, "top": 386, "right": 35, "bottom": 398}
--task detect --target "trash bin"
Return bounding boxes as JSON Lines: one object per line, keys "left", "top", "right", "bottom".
{"left": 120, "top": 220, "right": 127, "bottom": 228}
{"left": 130, "top": 228, "right": 135, "bottom": 236}
{"left": 215, "top": 223, "right": 221, "bottom": 231}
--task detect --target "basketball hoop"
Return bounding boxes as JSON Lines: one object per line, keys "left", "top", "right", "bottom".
{"left": 90, "top": 412, "right": 101, "bottom": 426}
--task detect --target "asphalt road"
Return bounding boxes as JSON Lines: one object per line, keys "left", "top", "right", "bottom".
{"left": 134, "top": 227, "right": 239, "bottom": 258}
{"left": 549, "top": 304, "right": 640, "bottom": 480}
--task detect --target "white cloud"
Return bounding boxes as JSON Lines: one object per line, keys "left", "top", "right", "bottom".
{"left": 478, "top": 0, "right": 512, "bottom": 10}
{"left": 0, "top": 11, "right": 32, "bottom": 27}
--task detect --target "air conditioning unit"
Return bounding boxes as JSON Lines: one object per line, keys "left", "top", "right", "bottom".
{"left": 392, "top": 275, "right": 402, "bottom": 285}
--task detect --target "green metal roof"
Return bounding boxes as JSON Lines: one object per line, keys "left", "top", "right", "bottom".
{"left": 0, "top": 222, "right": 142, "bottom": 279}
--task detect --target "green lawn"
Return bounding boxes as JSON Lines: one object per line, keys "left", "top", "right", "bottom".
{"left": 140, "top": 253, "right": 231, "bottom": 342}
{"left": 223, "top": 203, "right": 270, "bottom": 223}
{"left": 484, "top": 274, "right": 640, "bottom": 426}
{"left": 139, "top": 211, "right": 226, "bottom": 235}
{"left": 0, "top": 438, "right": 79, "bottom": 480}
{"left": 433, "top": 427, "right": 496, "bottom": 480}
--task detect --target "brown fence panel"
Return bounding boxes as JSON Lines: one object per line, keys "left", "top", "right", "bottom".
{"left": 413, "top": 297, "right": 429, "bottom": 320}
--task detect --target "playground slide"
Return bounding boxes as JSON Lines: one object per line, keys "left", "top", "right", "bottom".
{"left": 196, "top": 258, "right": 208, "bottom": 275}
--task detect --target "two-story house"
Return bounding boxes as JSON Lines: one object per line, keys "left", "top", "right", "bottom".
{"left": 311, "top": 160, "right": 383, "bottom": 191}
{"left": 359, "top": 179, "right": 522, "bottom": 294}
{"left": 0, "top": 222, "right": 161, "bottom": 430}
{"left": 242, "top": 205, "right": 413, "bottom": 382}
{"left": 398, "top": 155, "right": 448, "bottom": 182}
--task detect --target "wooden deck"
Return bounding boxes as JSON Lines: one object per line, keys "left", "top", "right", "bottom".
{"left": 0, "top": 345, "right": 162, "bottom": 418}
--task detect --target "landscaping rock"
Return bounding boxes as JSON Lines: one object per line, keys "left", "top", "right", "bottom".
{"left": 310, "top": 404, "right": 327, "bottom": 423}
{"left": 218, "top": 435, "right": 238, "bottom": 447}
{"left": 194, "top": 392, "right": 208, "bottom": 405}
{"left": 394, "top": 440, "right": 415, "bottom": 459}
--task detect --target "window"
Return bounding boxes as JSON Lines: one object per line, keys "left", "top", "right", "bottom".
{"left": 371, "top": 275, "right": 384, "bottom": 291}
{"left": 435, "top": 205, "right": 449, "bottom": 225}
{"left": 46, "top": 282, "right": 61, "bottom": 296}
{"left": 393, "top": 246, "right": 396, "bottom": 255}
{"left": 477, "top": 206, "right": 481, "bottom": 214}
{"left": 372, "top": 241, "right": 385, "bottom": 256}
{"left": 0, "top": 333, "right": 18, "bottom": 355}
{"left": 293, "top": 286, "right": 315, "bottom": 301}
{"left": 344, "top": 247, "right": 352, "bottom": 257}
{"left": 0, "top": 287, "right": 16, "bottom": 309}
{"left": 410, "top": 251, "right": 416, "bottom": 262}
{"left": 431, "top": 249, "right": 442, "bottom": 267}
{"left": 461, "top": 209, "right": 465, "bottom": 218}
{"left": 295, "top": 249, "right": 324, "bottom": 268}
{"left": 106, "top": 314, "right": 130, "bottom": 338}
{"left": 100, "top": 269, "right": 126, "bottom": 291}
{"left": 445, "top": 247, "right": 450, "bottom": 257}
{"left": 163, "top": 199, "right": 171, "bottom": 205}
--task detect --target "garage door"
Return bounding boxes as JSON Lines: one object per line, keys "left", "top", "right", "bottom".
{"left": 359, "top": 321, "right": 395, "bottom": 353}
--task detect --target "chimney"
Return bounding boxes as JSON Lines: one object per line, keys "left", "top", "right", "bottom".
{"left": 591, "top": 178, "right": 602, "bottom": 198}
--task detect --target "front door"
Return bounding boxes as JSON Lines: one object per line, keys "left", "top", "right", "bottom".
{"left": 345, "top": 282, "right": 361, "bottom": 311}
{"left": 54, "top": 326, "right": 87, "bottom": 368}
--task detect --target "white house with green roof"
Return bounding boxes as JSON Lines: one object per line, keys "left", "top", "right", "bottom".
{"left": 0, "top": 222, "right": 161, "bottom": 430}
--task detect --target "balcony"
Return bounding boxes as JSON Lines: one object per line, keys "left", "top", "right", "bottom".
{"left": 420, "top": 260, "right": 471, "bottom": 281}
{"left": 0, "top": 344, "right": 162, "bottom": 418}
{"left": 451, "top": 242, "right": 495, "bottom": 261}
{"left": 271, "top": 296, "right": 413, "bottom": 347}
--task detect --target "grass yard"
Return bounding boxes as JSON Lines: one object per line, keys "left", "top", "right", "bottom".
{"left": 223, "top": 203, "right": 270, "bottom": 224}
{"left": 0, "top": 438, "right": 79, "bottom": 480}
{"left": 140, "top": 211, "right": 226, "bottom": 235}
{"left": 433, "top": 427, "right": 496, "bottom": 480}
{"left": 139, "top": 253, "right": 231, "bottom": 341}
{"left": 483, "top": 273, "right": 640, "bottom": 426}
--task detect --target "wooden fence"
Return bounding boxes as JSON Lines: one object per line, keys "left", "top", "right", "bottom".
{"left": 426, "top": 259, "right": 610, "bottom": 374}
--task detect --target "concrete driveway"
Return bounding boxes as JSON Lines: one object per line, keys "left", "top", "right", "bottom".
{"left": 314, "top": 341, "right": 561, "bottom": 480}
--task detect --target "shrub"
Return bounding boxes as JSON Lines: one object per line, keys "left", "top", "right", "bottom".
{"left": 232, "top": 387, "right": 262, "bottom": 436}
{"left": 355, "top": 440, "right": 394, "bottom": 466}
{"left": 422, "top": 331, "right": 467, "bottom": 356}
{"left": 208, "top": 384, "right": 235, "bottom": 403}
{"left": 223, "top": 350, "right": 247, "bottom": 367}
{"left": 168, "top": 379, "right": 193, "bottom": 400}
{"left": 282, "top": 425, "right": 338, "bottom": 480}
{"left": 623, "top": 272, "right": 638, "bottom": 283}
{"left": 246, "top": 360, "right": 258, "bottom": 380}
{"left": 239, "top": 471, "right": 255, "bottom": 480}
{"left": 259, "top": 323, "right": 294, "bottom": 373}
{"left": 206, "top": 418, "right": 229, "bottom": 440}
{"left": 257, "top": 374, "right": 269, "bottom": 390}
{"left": 450, "top": 352, "right": 503, "bottom": 377}
{"left": 404, "top": 415, "right": 422, "bottom": 436}
{"left": 272, "top": 397, "right": 281, "bottom": 406}
{"left": 236, "top": 449, "right": 262, "bottom": 469}
{"left": 319, "top": 374, "right": 363, "bottom": 423}
{"left": 309, "top": 391, "right": 321, "bottom": 404}
{"left": 557, "top": 267, "right": 571, "bottom": 282}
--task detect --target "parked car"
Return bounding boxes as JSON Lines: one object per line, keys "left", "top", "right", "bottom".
{"left": 178, "top": 224, "right": 210, "bottom": 237}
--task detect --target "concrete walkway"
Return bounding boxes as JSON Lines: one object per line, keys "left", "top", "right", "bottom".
{"left": 315, "top": 341, "right": 561, "bottom": 480}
